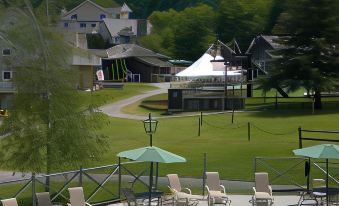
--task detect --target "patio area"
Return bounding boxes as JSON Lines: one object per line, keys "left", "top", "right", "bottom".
{"left": 108, "top": 194, "right": 301, "bottom": 206}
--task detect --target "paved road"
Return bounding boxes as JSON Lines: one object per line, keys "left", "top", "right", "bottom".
{"left": 100, "top": 83, "right": 170, "bottom": 120}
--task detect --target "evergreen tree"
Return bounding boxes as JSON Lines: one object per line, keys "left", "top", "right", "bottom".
{"left": 0, "top": 1, "right": 107, "bottom": 173}
{"left": 172, "top": 4, "right": 216, "bottom": 60}
{"left": 216, "top": 0, "right": 271, "bottom": 49}
{"left": 260, "top": 0, "right": 339, "bottom": 109}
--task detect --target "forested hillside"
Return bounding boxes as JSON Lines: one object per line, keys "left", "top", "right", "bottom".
{"left": 29, "top": 0, "right": 218, "bottom": 18}
{"left": 114, "top": 0, "right": 218, "bottom": 18}
{"left": 139, "top": 0, "right": 284, "bottom": 60}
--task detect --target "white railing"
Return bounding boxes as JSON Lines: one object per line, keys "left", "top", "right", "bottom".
{"left": 0, "top": 82, "right": 15, "bottom": 91}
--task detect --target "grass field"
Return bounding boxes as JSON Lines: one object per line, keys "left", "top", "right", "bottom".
{"left": 1, "top": 83, "right": 339, "bottom": 204}
{"left": 78, "top": 83, "right": 158, "bottom": 107}
{"left": 93, "top": 109, "right": 339, "bottom": 182}
{"left": 79, "top": 84, "right": 339, "bottom": 183}
{"left": 121, "top": 93, "right": 168, "bottom": 116}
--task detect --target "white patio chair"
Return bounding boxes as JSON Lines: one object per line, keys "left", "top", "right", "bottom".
{"left": 205, "top": 172, "right": 231, "bottom": 206}
{"left": 1, "top": 198, "right": 18, "bottom": 206}
{"left": 67, "top": 187, "right": 92, "bottom": 206}
{"left": 36, "top": 192, "right": 63, "bottom": 206}
{"left": 167, "top": 174, "right": 199, "bottom": 206}
{"left": 252, "top": 172, "right": 274, "bottom": 206}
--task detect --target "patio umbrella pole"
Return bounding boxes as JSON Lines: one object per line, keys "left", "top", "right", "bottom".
{"left": 326, "top": 159, "right": 329, "bottom": 206}
{"left": 149, "top": 161, "right": 153, "bottom": 206}
{"left": 155, "top": 162, "right": 159, "bottom": 190}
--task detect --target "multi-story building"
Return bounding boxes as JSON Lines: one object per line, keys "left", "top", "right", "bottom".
{"left": 59, "top": 0, "right": 151, "bottom": 43}
{"left": 0, "top": 39, "right": 15, "bottom": 109}
{"left": 59, "top": 0, "right": 125, "bottom": 33}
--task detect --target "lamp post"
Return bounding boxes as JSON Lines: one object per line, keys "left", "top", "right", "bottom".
{"left": 143, "top": 113, "right": 158, "bottom": 206}
{"left": 143, "top": 113, "right": 158, "bottom": 146}
{"left": 224, "top": 61, "right": 230, "bottom": 110}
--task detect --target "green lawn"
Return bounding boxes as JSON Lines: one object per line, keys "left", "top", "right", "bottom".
{"left": 91, "top": 110, "right": 339, "bottom": 183}
{"left": 1, "top": 83, "right": 339, "bottom": 203}
{"left": 121, "top": 93, "right": 168, "bottom": 116}
{"left": 78, "top": 83, "right": 158, "bottom": 107}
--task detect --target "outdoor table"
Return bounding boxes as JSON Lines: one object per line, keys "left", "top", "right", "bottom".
{"left": 313, "top": 187, "right": 339, "bottom": 204}
{"left": 135, "top": 191, "right": 164, "bottom": 205}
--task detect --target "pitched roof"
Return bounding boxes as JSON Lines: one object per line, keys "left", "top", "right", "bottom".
{"left": 246, "top": 35, "right": 285, "bottom": 54}
{"left": 120, "top": 3, "right": 132, "bottom": 13}
{"left": 136, "top": 57, "right": 173, "bottom": 67}
{"left": 105, "top": 44, "right": 170, "bottom": 59}
{"left": 218, "top": 40, "right": 237, "bottom": 55}
{"left": 104, "top": 7, "right": 121, "bottom": 15}
{"left": 62, "top": 0, "right": 108, "bottom": 18}
{"left": 261, "top": 35, "right": 283, "bottom": 49}
{"left": 102, "top": 18, "right": 137, "bottom": 37}
{"left": 227, "top": 39, "right": 242, "bottom": 54}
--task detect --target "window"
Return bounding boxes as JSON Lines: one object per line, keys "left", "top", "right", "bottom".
{"left": 80, "top": 23, "right": 86, "bottom": 28}
{"left": 91, "top": 24, "right": 96, "bottom": 28}
{"left": 64, "top": 22, "right": 69, "bottom": 28}
{"left": 100, "top": 14, "right": 106, "bottom": 20}
{"left": 2, "top": 71, "right": 12, "bottom": 81}
{"left": 71, "top": 14, "right": 77, "bottom": 20}
{"left": 2, "top": 49, "right": 11, "bottom": 56}
{"left": 172, "top": 91, "right": 177, "bottom": 98}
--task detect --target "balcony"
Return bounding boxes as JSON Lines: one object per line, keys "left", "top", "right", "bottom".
{"left": 0, "top": 81, "right": 15, "bottom": 93}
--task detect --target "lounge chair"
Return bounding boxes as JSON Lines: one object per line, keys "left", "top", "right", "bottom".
{"left": 121, "top": 188, "right": 159, "bottom": 206}
{"left": 36, "top": 192, "right": 64, "bottom": 206}
{"left": 1, "top": 198, "right": 18, "bottom": 206}
{"left": 167, "top": 174, "right": 199, "bottom": 206}
{"left": 205, "top": 172, "right": 231, "bottom": 206}
{"left": 67, "top": 187, "right": 92, "bottom": 206}
{"left": 252, "top": 172, "right": 274, "bottom": 206}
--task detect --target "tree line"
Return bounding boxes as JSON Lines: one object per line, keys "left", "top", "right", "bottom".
{"left": 139, "top": 0, "right": 283, "bottom": 60}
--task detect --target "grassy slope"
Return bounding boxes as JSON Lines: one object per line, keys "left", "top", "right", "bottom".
{"left": 121, "top": 93, "right": 168, "bottom": 116}
{"left": 78, "top": 83, "right": 158, "bottom": 107}
{"left": 2, "top": 84, "right": 339, "bottom": 187}
{"left": 94, "top": 110, "right": 339, "bottom": 183}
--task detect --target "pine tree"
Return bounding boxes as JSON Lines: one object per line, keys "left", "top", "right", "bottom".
{"left": 0, "top": 1, "right": 107, "bottom": 173}
{"left": 260, "top": 0, "right": 339, "bottom": 109}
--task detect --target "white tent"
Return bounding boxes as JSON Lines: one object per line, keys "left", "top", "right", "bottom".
{"left": 176, "top": 53, "right": 242, "bottom": 77}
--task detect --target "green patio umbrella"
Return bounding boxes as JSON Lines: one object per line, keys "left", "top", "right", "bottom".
{"left": 117, "top": 146, "right": 186, "bottom": 163}
{"left": 117, "top": 146, "right": 186, "bottom": 205}
{"left": 293, "top": 144, "right": 339, "bottom": 206}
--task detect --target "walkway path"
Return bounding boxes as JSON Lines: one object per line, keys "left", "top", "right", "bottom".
{"left": 100, "top": 83, "right": 170, "bottom": 120}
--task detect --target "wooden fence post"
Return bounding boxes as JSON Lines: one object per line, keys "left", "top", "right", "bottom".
{"left": 202, "top": 153, "right": 207, "bottom": 196}
{"left": 198, "top": 117, "right": 201, "bottom": 136}
{"left": 79, "top": 166, "right": 83, "bottom": 187}
{"left": 248, "top": 122, "right": 251, "bottom": 141}
{"left": 32, "top": 173, "right": 36, "bottom": 206}
{"left": 298, "top": 127, "right": 302, "bottom": 148}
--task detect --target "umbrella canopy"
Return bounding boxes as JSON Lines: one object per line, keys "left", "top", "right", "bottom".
{"left": 293, "top": 144, "right": 339, "bottom": 159}
{"left": 117, "top": 146, "right": 186, "bottom": 206}
{"left": 293, "top": 144, "right": 339, "bottom": 206}
{"left": 117, "top": 146, "right": 186, "bottom": 163}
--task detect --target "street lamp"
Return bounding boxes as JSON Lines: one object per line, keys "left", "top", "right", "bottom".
{"left": 223, "top": 61, "right": 230, "bottom": 110}
{"left": 143, "top": 113, "right": 158, "bottom": 203}
{"left": 143, "top": 113, "right": 158, "bottom": 146}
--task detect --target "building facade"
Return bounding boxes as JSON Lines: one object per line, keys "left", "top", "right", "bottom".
{"left": 0, "top": 40, "right": 15, "bottom": 109}
{"left": 59, "top": 0, "right": 133, "bottom": 34}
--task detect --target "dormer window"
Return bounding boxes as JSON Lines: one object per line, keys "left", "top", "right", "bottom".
{"left": 100, "top": 14, "right": 106, "bottom": 20}
{"left": 71, "top": 14, "right": 77, "bottom": 20}
{"left": 2, "top": 49, "right": 11, "bottom": 56}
